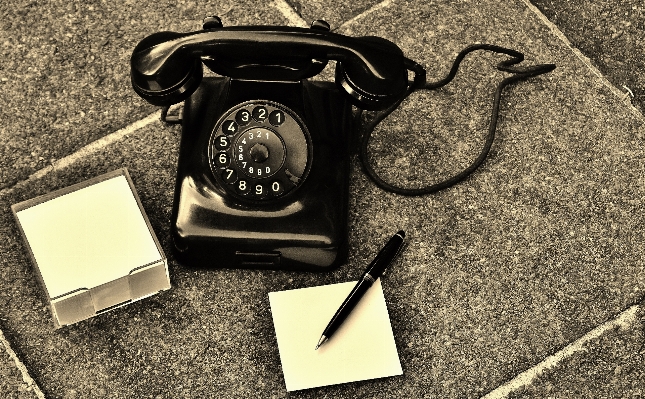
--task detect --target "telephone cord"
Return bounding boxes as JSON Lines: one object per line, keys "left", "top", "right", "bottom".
{"left": 356, "top": 44, "right": 556, "bottom": 196}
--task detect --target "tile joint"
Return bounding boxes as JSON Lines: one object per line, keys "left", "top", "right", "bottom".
{"left": 481, "top": 304, "right": 641, "bottom": 398}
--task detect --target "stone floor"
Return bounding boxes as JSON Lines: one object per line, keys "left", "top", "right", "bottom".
{"left": 1, "top": 1, "right": 643, "bottom": 398}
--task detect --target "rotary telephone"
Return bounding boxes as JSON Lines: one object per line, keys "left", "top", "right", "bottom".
{"left": 130, "top": 16, "right": 555, "bottom": 271}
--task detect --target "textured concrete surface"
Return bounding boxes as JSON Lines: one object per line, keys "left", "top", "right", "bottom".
{"left": 0, "top": 0, "right": 294, "bottom": 189}
{"left": 1, "top": 0, "right": 644, "bottom": 398}
{"left": 0, "top": 330, "right": 42, "bottom": 399}
{"left": 508, "top": 305, "right": 645, "bottom": 398}
{"left": 530, "top": 0, "right": 644, "bottom": 114}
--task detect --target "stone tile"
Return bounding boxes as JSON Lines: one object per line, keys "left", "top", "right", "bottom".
{"left": 0, "top": 330, "right": 41, "bottom": 399}
{"left": 0, "top": 0, "right": 293, "bottom": 189}
{"left": 283, "top": 0, "right": 383, "bottom": 30}
{"left": 0, "top": 0, "right": 644, "bottom": 398}
{"left": 508, "top": 306, "right": 645, "bottom": 398}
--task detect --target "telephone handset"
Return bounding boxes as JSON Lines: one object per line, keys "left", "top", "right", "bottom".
{"left": 131, "top": 23, "right": 409, "bottom": 110}
{"left": 131, "top": 17, "right": 555, "bottom": 271}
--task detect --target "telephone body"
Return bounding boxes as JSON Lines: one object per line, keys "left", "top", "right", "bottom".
{"left": 130, "top": 19, "right": 411, "bottom": 271}
{"left": 172, "top": 77, "right": 353, "bottom": 271}
{"left": 131, "top": 17, "right": 555, "bottom": 271}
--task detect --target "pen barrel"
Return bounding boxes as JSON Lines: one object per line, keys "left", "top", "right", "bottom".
{"left": 366, "top": 232, "right": 404, "bottom": 278}
{"left": 321, "top": 277, "right": 373, "bottom": 338}
{"left": 318, "top": 230, "right": 404, "bottom": 346}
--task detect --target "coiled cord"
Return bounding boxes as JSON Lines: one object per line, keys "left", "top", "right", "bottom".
{"left": 357, "top": 44, "right": 556, "bottom": 196}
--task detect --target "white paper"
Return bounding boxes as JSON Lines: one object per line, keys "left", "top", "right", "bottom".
{"left": 16, "top": 175, "right": 162, "bottom": 298}
{"left": 269, "top": 279, "right": 402, "bottom": 391}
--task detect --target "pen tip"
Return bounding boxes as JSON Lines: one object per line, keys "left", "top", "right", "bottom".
{"left": 397, "top": 230, "right": 405, "bottom": 238}
{"left": 316, "top": 336, "right": 327, "bottom": 350}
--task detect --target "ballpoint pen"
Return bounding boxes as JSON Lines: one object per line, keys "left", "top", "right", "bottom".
{"left": 315, "top": 230, "right": 406, "bottom": 350}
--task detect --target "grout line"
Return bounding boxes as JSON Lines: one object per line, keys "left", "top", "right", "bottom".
{"left": 272, "top": 0, "right": 395, "bottom": 32}
{"left": 336, "top": 0, "right": 392, "bottom": 32}
{"left": 0, "top": 328, "right": 46, "bottom": 399}
{"left": 481, "top": 304, "right": 641, "bottom": 398}
{"left": 519, "top": 0, "right": 644, "bottom": 121}
{"left": 0, "top": 110, "right": 162, "bottom": 198}
{"left": 271, "top": 0, "right": 308, "bottom": 27}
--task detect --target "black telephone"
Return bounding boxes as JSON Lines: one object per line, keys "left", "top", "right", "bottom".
{"left": 130, "top": 16, "right": 555, "bottom": 271}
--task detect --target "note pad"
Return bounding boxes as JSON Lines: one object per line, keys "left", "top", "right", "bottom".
{"left": 269, "top": 280, "right": 402, "bottom": 391}
{"left": 12, "top": 168, "right": 170, "bottom": 328}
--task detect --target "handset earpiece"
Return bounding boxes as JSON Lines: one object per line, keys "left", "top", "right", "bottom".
{"left": 335, "top": 36, "right": 409, "bottom": 110}
{"left": 130, "top": 31, "right": 203, "bottom": 106}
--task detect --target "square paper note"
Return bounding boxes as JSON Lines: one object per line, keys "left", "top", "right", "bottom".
{"left": 269, "top": 280, "right": 402, "bottom": 391}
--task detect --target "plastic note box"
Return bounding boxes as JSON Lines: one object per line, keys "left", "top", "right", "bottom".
{"left": 12, "top": 168, "right": 170, "bottom": 328}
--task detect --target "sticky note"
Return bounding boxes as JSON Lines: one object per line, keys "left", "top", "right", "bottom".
{"left": 269, "top": 280, "right": 402, "bottom": 391}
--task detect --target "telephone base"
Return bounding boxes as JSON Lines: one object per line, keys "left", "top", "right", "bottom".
{"left": 170, "top": 77, "right": 353, "bottom": 271}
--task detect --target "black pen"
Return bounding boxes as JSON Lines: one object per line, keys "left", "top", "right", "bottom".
{"left": 315, "top": 230, "right": 406, "bottom": 350}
